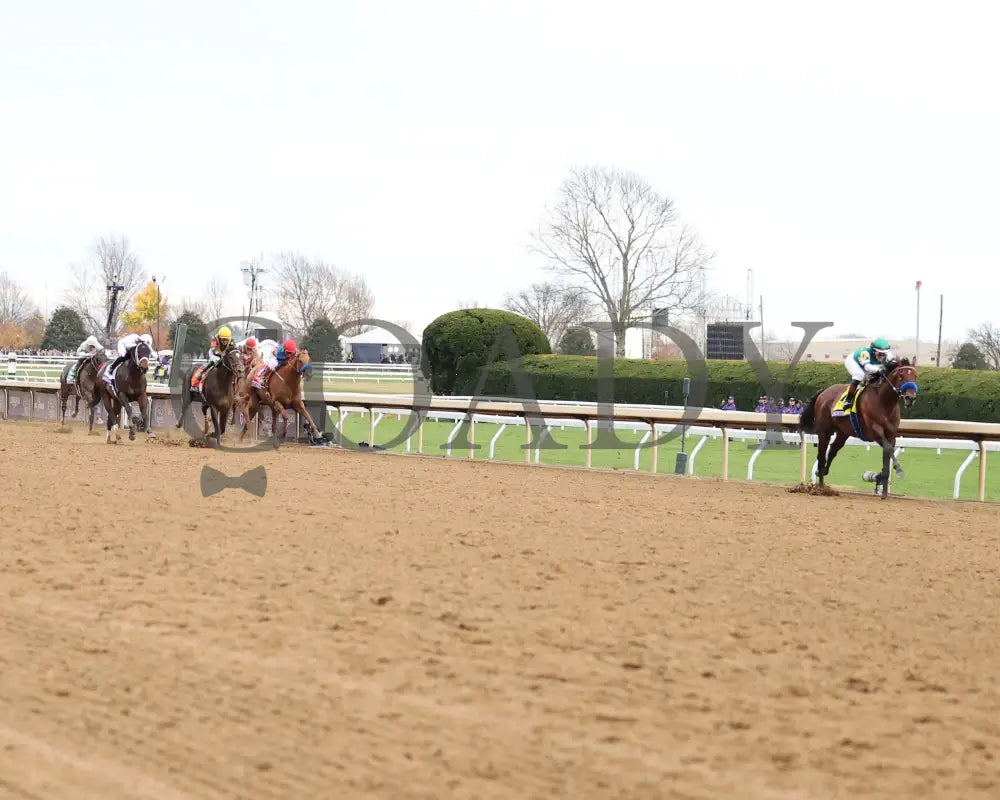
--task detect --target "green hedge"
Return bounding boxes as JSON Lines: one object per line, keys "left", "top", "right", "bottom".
{"left": 473, "top": 354, "right": 1000, "bottom": 422}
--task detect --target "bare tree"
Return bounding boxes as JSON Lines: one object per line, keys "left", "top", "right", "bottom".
{"left": 205, "top": 274, "right": 228, "bottom": 324}
{"left": 502, "top": 281, "right": 594, "bottom": 350}
{"left": 967, "top": 323, "right": 1000, "bottom": 370}
{"left": 767, "top": 332, "right": 799, "bottom": 362}
{"left": 65, "top": 234, "right": 145, "bottom": 341}
{"left": 271, "top": 251, "right": 375, "bottom": 337}
{"left": 0, "top": 271, "right": 34, "bottom": 326}
{"left": 173, "top": 297, "right": 208, "bottom": 321}
{"left": 531, "top": 165, "right": 714, "bottom": 356}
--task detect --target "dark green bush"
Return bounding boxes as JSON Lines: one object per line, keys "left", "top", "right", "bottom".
{"left": 421, "top": 308, "right": 551, "bottom": 395}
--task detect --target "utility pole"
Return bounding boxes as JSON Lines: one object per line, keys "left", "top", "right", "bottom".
{"left": 105, "top": 278, "right": 124, "bottom": 345}
{"left": 915, "top": 280, "right": 922, "bottom": 365}
{"left": 152, "top": 275, "right": 165, "bottom": 350}
{"left": 936, "top": 294, "right": 943, "bottom": 366}
{"left": 759, "top": 296, "right": 765, "bottom": 360}
{"left": 241, "top": 258, "right": 267, "bottom": 335}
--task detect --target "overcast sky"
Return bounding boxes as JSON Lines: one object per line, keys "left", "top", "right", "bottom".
{"left": 2, "top": 0, "right": 997, "bottom": 345}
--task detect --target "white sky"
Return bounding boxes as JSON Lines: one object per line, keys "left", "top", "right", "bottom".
{"left": 2, "top": 0, "right": 998, "bottom": 345}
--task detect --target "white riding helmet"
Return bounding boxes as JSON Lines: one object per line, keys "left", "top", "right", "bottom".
{"left": 140, "top": 333, "right": 153, "bottom": 345}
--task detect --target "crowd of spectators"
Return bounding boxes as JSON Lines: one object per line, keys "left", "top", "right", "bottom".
{"left": 718, "top": 394, "right": 804, "bottom": 414}
{"left": 1, "top": 347, "right": 66, "bottom": 357}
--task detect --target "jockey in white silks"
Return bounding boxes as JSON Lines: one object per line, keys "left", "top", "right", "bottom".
{"left": 75, "top": 335, "right": 103, "bottom": 357}
{"left": 68, "top": 335, "right": 104, "bottom": 384}
{"left": 104, "top": 333, "right": 154, "bottom": 385}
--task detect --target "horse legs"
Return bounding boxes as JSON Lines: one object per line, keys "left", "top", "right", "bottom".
{"left": 87, "top": 393, "right": 99, "bottom": 434}
{"left": 875, "top": 440, "right": 893, "bottom": 498}
{"left": 105, "top": 398, "right": 121, "bottom": 444}
{"left": 290, "top": 398, "right": 319, "bottom": 440}
{"left": 824, "top": 430, "right": 849, "bottom": 477}
{"left": 72, "top": 392, "right": 80, "bottom": 418}
{"left": 815, "top": 430, "right": 830, "bottom": 484}
{"left": 271, "top": 400, "right": 285, "bottom": 447}
{"left": 239, "top": 392, "right": 259, "bottom": 442}
{"left": 138, "top": 392, "right": 152, "bottom": 437}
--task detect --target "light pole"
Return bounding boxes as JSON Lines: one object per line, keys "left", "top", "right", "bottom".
{"left": 241, "top": 260, "right": 267, "bottom": 336}
{"left": 152, "top": 275, "right": 165, "bottom": 350}
{"left": 915, "top": 280, "right": 922, "bottom": 365}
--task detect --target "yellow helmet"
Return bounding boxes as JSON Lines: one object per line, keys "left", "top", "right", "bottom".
{"left": 218, "top": 326, "right": 232, "bottom": 342}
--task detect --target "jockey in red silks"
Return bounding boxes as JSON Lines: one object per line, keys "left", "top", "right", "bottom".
{"left": 255, "top": 338, "right": 297, "bottom": 406}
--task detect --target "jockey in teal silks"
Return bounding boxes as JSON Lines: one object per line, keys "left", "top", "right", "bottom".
{"left": 841, "top": 337, "right": 895, "bottom": 410}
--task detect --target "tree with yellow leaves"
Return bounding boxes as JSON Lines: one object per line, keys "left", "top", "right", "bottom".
{"left": 120, "top": 280, "right": 169, "bottom": 346}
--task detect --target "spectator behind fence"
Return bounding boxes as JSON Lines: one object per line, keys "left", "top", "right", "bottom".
{"left": 719, "top": 395, "right": 736, "bottom": 410}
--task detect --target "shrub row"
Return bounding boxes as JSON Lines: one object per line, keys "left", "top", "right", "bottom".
{"left": 465, "top": 354, "right": 1000, "bottom": 423}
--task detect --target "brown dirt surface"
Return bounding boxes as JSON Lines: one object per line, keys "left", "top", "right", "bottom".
{"left": 2, "top": 419, "right": 1000, "bottom": 799}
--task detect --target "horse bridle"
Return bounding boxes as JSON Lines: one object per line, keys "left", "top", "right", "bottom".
{"left": 885, "top": 365, "right": 918, "bottom": 397}
{"left": 131, "top": 343, "right": 151, "bottom": 372}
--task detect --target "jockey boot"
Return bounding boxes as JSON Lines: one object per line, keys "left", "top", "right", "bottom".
{"left": 106, "top": 355, "right": 125, "bottom": 384}
{"left": 844, "top": 379, "right": 860, "bottom": 410}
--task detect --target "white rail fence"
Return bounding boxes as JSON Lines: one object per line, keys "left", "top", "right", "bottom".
{"left": 4, "top": 382, "right": 1000, "bottom": 502}
{"left": 3, "top": 357, "right": 418, "bottom": 386}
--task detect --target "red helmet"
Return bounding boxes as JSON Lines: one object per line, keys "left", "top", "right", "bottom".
{"left": 246, "top": 337, "right": 257, "bottom": 348}
{"left": 283, "top": 338, "right": 297, "bottom": 353}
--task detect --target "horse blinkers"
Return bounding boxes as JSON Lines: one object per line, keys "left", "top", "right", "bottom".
{"left": 892, "top": 368, "right": 918, "bottom": 408}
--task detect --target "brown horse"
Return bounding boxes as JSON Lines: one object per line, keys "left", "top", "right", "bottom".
{"left": 239, "top": 350, "right": 320, "bottom": 446}
{"left": 798, "top": 358, "right": 918, "bottom": 498}
{"left": 175, "top": 347, "right": 245, "bottom": 446}
{"left": 232, "top": 345, "right": 262, "bottom": 425}
{"left": 58, "top": 350, "right": 105, "bottom": 427}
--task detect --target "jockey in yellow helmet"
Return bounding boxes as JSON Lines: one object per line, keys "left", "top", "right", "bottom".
{"left": 191, "top": 326, "right": 236, "bottom": 393}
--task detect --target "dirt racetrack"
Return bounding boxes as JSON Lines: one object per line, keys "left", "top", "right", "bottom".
{"left": 1, "top": 420, "right": 999, "bottom": 799}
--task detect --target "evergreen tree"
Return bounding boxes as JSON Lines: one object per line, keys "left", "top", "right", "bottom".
{"left": 301, "top": 315, "right": 343, "bottom": 362}
{"left": 169, "top": 311, "right": 209, "bottom": 352}
{"left": 41, "top": 306, "right": 88, "bottom": 352}
{"left": 558, "top": 326, "right": 596, "bottom": 356}
{"left": 952, "top": 342, "right": 988, "bottom": 370}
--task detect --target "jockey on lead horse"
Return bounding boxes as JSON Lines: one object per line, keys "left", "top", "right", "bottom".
{"left": 103, "top": 332, "right": 154, "bottom": 388}
{"left": 837, "top": 337, "right": 896, "bottom": 413}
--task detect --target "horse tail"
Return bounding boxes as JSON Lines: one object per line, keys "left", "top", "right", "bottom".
{"left": 798, "top": 391, "right": 820, "bottom": 434}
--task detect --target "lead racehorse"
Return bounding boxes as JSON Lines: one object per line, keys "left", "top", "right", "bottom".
{"left": 798, "top": 358, "right": 918, "bottom": 498}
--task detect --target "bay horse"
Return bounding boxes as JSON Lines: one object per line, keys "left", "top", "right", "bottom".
{"left": 175, "top": 347, "right": 245, "bottom": 447}
{"left": 95, "top": 341, "right": 154, "bottom": 444}
{"left": 59, "top": 350, "right": 105, "bottom": 427}
{"left": 239, "top": 349, "right": 320, "bottom": 447}
{"left": 798, "top": 358, "right": 918, "bottom": 498}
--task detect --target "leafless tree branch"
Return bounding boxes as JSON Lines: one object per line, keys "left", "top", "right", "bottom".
{"left": 64, "top": 234, "right": 145, "bottom": 341}
{"left": 968, "top": 323, "right": 1000, "bottom": 370}
{"left": 205, "top": 274, "right": 228, "bottom": 325}
{"left": 271, "top": 251, "right": 375, "bottom": 338}
{"left": 502, "top": 281, "right": 595, "bottom": 350}
{"left": 530, "top": 165, "right": 714, "bottom": 356}
{"left": 0, "top": 271, "right": 34, "bottom": 326}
